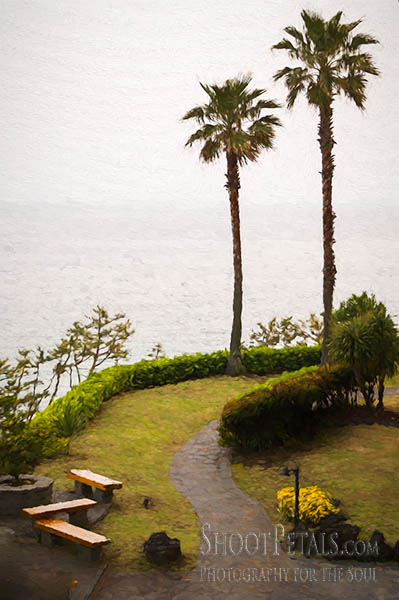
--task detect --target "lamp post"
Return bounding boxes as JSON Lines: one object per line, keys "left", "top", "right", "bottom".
{"left": 280, "top": 466, "right": 300, "bottom": 529}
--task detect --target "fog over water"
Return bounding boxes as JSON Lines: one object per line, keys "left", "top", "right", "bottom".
{"left": 1, "top": 0, "right": 398, "bottom": 366}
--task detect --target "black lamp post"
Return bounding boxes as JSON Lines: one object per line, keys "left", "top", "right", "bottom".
{"left": 280, "top": 466, "right": 300, "bottom": 529}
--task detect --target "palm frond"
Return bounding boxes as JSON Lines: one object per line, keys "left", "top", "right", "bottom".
{"left": 337, "top": 52, "right": 380, "bottom": 77}
{"left": 284, "top": 26, "right": 305, "bottom": 45}
{"left": 271, "top": 38, "right": 300, "bottom": 59}
{"left": 348, "top": 33, "right": 380, "bottom": 51}
{"left": 334, "top": 73, "right": 368, "bottom": 109}
{"left": 181, "top": 105, "right": 206, "bottom": 123}
{"left": 199, "top": 136, "right": 224, "bottom": 163}
{"left": 249, "top": 114, "right": 282, "bottom": 131}
{"left": 184, "top": 123, "right": 226, "bottom": 148}
{"left": 287, "top": 84, "right": 305, "bottom": 108}
{"left": 247, "top": 98, "right": 281, "bottom": 120}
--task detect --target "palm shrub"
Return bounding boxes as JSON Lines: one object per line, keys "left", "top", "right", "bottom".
{"left": 50, "top": 399, "right": 87, "bottom": 438}
{"left": 328, "top": 293, "right": 399, "bottom": 408}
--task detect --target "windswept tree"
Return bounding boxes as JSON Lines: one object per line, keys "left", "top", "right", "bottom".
{"left": 182, "top": 75, "right": 281, "bottom": 375}
{"left": 272, "top": 10, "right": 379, "bottom": 364}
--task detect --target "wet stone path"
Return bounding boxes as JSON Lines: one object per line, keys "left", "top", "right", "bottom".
{"left": 93, "top": 421, "right": 399, "bottom": 600}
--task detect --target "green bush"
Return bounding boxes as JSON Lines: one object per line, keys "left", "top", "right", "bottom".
{"left": 13, "top": 345, "right": 320, "bottom": 468}
{"left": 328, "top": 292, "right": 399, "bottom": 408}
{"left": 218, "top": 364, "right": 355, "bottom": 450}
{"left": 242, "top": 345, "right": 321, "bottom": 375}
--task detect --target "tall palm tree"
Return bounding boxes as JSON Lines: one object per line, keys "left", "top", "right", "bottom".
{"left": 182, "top": 75, "right": 281, "bottom": 375}
{"left": 272, "top": 10, "right": 379, "bottom": 365}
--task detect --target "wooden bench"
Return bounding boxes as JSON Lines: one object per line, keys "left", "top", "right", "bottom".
{"left": 66, "top": 469, "right": 123, "bottom": 503}
{"left": 21, "top": 498, "right": 97, "bottom": 529}
{"left": 34, "top": 518, "right": 110, "bottom": 562}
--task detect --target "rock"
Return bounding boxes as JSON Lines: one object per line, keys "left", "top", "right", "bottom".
{"left": 368, "top": 530, "right": 394, "bottom": 562}
{"left": 317, "top": 512, "right": 347, "bottom": 530}
{"left": 312, "top": 523, "right": 361, "bottom": 559}
{"left": 143, "top": 532, "right": 181, "bottom": 564}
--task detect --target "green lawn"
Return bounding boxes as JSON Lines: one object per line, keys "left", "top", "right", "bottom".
{"left": 34, "top": 374, "right": 265, "bottom": 570}
{"left": 34, "top": 374, "right": 399, "bottom": 570}
{"left": 232, "top": 395, "right": 399, "bottom": 545}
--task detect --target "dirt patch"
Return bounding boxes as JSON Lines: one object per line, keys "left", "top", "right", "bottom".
{"left": 324, "top": 406, "right": 399, "bottom": 428}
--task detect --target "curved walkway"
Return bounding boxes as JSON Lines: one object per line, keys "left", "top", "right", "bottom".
{"left": 94, "top": 420, "right": 399, "bottom": 599}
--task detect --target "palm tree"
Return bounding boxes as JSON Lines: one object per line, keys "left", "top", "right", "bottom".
{"left": 182, "top": 75, "right": 281, "bottom": 375}
{"left": 272, "top": 10, "right": 379, "bottom": 365}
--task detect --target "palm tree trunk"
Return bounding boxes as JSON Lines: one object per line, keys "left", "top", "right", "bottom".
{"left": 225, "top": 151, "right": 245, "bottom": 376}
{"left": 377, "top": 374, "right": 385, "bottom": 410}
{"left": 318, "top": 104, "right": 337, "bottom": 365}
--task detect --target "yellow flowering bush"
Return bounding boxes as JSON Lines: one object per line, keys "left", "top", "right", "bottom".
{"left": 277, "top": 485, "right": 340, "bottom": 525}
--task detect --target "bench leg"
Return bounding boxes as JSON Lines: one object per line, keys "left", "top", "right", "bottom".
{"left": 74, "top": 481, "right": 93, "bottom": 498}
{"left": 93, "top": 488, "right": 113, "bottom": 503}
{"left": 69, "top": 511, "right": 89, "bottom": 528}
{"left": 40, "top": 531, "right": 63, "bottom": 548}
{"left": 32, "top": 521, "right": 41, "bottom": 541}
{"left": 77, "top": 545, "right": 102, "bottom": 562}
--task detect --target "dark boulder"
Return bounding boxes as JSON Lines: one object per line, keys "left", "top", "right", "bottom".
{"left": 368, "top": 530, "right": 394, "bottom": 562}
{"left": 312, "top": 523, "right": 361, "bottom": 559}
{"left": 317, "top": 512, "right": 347, "bottom": 530}
{"left": 143, "top": 531, "right": 181, "bottom": 564}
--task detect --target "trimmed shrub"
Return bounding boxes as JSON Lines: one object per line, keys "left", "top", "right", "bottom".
{"left": 15, "top": 345, "right": 320, "bottom": 467}
{"left": 242, "top": 345, "right": 321, "bottom": 375}
{"left": 218, "top": 364, "right": 355, "bottom": 450}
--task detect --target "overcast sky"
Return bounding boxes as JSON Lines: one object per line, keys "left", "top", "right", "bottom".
{"left": 1, "top": 0, "right": 397, "bottom": 219}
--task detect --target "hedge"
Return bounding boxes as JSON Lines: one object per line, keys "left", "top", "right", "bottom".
{"left": 218, "top": 364, "right": 356, "bottom": 451}
{"left": 15, "top": 345, "right": 321, "bottom": 466}
{"left": 242, "top": 345, "right": 321, "bottom": 374}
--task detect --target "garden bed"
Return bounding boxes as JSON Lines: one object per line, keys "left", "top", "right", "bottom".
{"left": 324, "top": 405, "right": 399, "bottom": 428}
{"left": 232, "top": 396, "right": 399, "bottom": 546}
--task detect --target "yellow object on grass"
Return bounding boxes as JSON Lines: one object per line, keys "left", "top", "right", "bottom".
{"left": 277, "top": 485, "right": 340, "bottom": 525}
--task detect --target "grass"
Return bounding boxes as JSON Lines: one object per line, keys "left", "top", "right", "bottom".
{"left": 34, "top": 374, "right": 265, "bottom": 571}
{"left": 386, "top": 373, "right": 399, "bottom": 387}
{"left": 232, "top": 394, "right": 399, "bottom": 545}
{"left": 34, "top": 372, "right": 399, "bottom": 569}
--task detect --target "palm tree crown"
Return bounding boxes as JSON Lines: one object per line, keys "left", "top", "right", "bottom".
{"left": 273, "top": 10, "right": 379, "bottom": 109}
{"left": 183, "top": 75, "right": 281, "bottom": 164}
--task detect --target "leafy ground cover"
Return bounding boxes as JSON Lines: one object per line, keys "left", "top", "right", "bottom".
{"left": 232, "top": 394, "right": 399, "bottom": 545}
{"left": 34, "top": 374, "right": 265, "bottom": 570}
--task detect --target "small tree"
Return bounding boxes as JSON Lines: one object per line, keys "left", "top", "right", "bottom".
{"left": 0, "top": 305, "right": 135, "bottom": 477}
{"left": 46, "top": 305, "right": 134, "bottom": 400}
{"left": 147, "top": 343, "right": 166, "bottom": 360}
{"left": 0, "top": 355, "right": 47, "bottom": 479}
{"left": 249, "top": 313, "right": 323, "bottom": 348}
